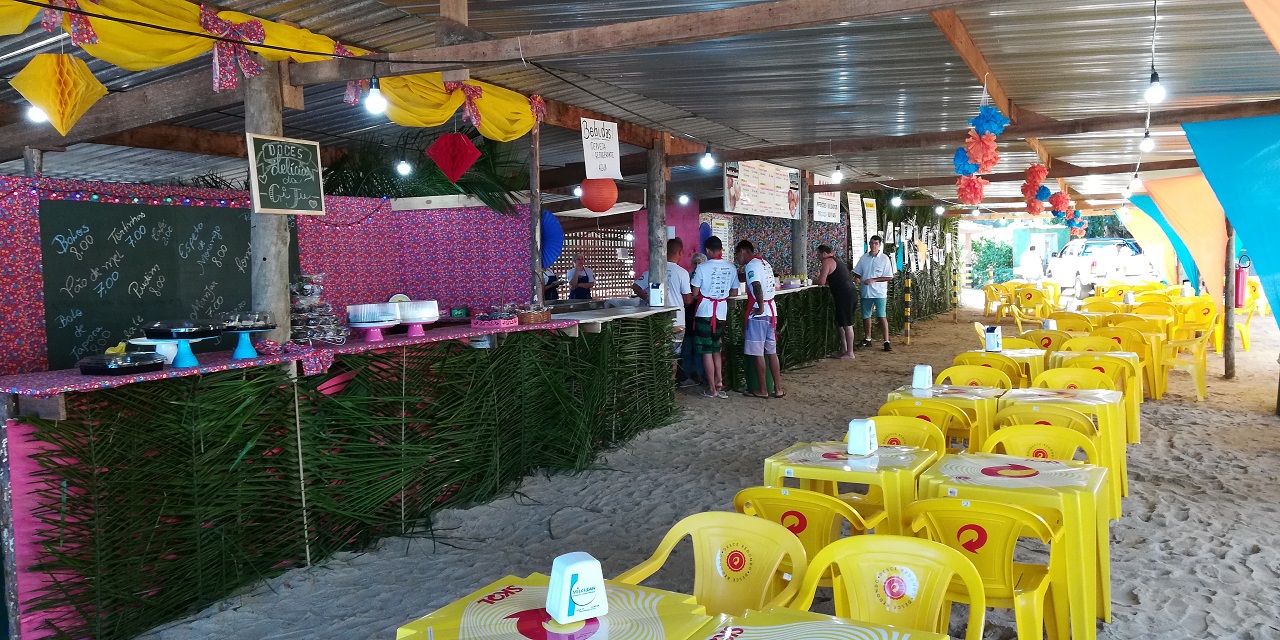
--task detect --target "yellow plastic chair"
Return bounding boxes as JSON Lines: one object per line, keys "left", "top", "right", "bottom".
{"left": 1000, "top": 337, "right": 1039, "bottom": 350}
{"left": 788, "top": 535, "right": 987, "bottom": 640}
{"left": 1079, "top": 295, "right": 1108, "bottom": 305}
{"left": 1135, "top": 292, "right": 1171, "bottom": 303}
{"left": 1103, "top": 313, "right": 1144, "bottom": 327}
{"left": 1246, "top": 276, "right": 1271, "bottom": 315}
{"left": 614, "top": 511, "right": 807, "bottom": 616}
{"left": 906, "top": 499, "right": 1060, "bottom": 640}
{"left": 1116, "top": 318, "right": 1164, "bottom": 334}
{"left": 983, "top": 285, "right": 1005, "bottom": 317}
{"left": 983, "top": 424, "right": 1100, "bottom": 463}
{"left": 1014, "top": 288, "right": 1053, "bottom": 318}
{"left": 1081, "top": 300, "right": 1120, "bottom": 313}
{"left": 1041, "top": 281, "right": 1062, "bottom": 307}
{"left": 936, "top": 365, "right": 1012, "bottom": 390}
{"left": 1032, "top": 368, "right": 1116, "bottom": 391}
{"left": 1047, "top": 312, "right": 1093, "bottom": 333}
{"left": 1021, "top": 329, "right": 1072, "bottom": 353}
{"left": 1092, "top": 326, "right": 1152, "bottom": 394}
{"left": 1236, "top": 304, "right": 1257, "bottom": 351}
{"left": 1133, "top": 301, "right": 1177, "bottom": 319}
{"left": 1061, "top": 336, "right": 1122, "bottom": 353}
{"left": 973, "top": 321, "right": 988, "bottom": 348}
{"left": 994, "top": 404, "right": 1099, "bottom": 440}
{"left": 953, "top": 352, "right": 1025, "bottom": 388}
{"left": 1176, "top": 299, "right": 1218, "bottom": 341}
{"left": 1101, "top": 285, "right": 1132, "bottom": 300}
{"left": 861, "top": 415, "right": 948, "bottom": 456}
{"left": 1163, "top": 330, "right": 1212, "bottom": 402}
{"left": 734, "top": 487, "right": 881, "bottom": 587}
{"left": 880, "top": 398, "right": 977, "bottom": 452}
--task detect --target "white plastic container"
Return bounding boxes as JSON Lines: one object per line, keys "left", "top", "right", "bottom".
{"left": 545, "top": 552, "right": 608, "bottom": 624}
{"left": 1123, "top": 291, "right": 1136, "bottom": 305}
{"left": 1042, "top": 319, "right": 1058, "bottom": 330}
{"left": 911, "top": 364, "right": 933, "bottom": 389}
{"left": 984, "top": 326, "right": 1003, "bottom": 352}
{"left": 847, "top": 419, "right": 878, "bottom": 456}
{"left": 648, "top": 281, "right": 664, "bottom": 307}
{"left": 1065, "top": 299, "right": 1080, "bottom": 312}
{"left": 1181, "top": 282, "right": 1195, "bottom": 298}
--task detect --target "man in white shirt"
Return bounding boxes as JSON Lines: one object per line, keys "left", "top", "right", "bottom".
{"left": 1018, "top": 245, "right": 1043, "bottom": 282}
{"left": 632, "top": 238, "right": 694, "bottom": 360}
{"left": 690, "top": 236, "right": 739, "bottom": 399}
{"left": 853, "top": 234, "right": 895, "bottom": 352}
{"left": 564, "top": 253, "right": 596, "bottom": 300}
{"left": 735, "top": 239, "right": 784, "bottom": 398}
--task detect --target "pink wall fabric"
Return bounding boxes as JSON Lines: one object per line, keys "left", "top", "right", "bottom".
{"left": 1143, "top": 174, "right": 1228, "bottom": 303}
{"left": 631, "top": 201, "right": 701, "bottom": 275}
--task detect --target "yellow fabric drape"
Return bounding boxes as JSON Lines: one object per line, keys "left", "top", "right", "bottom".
{"left": 1144, "top": 173, "right": 1229, "bottom": 302}
{"left": 1119, "top": 207, "right": 1178, "bottom": 284}
{"left": 0, "top": 4, "right": 38, "bottom": 35}
{"left": 382, "top": 73, "right": 537, "bottom": 142}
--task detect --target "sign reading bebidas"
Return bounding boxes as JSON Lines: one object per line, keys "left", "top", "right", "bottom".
{"left": 579, "top": 117, "right": 623, "bottom": 180}
{"left": 247, "top": 133, "right": 326, "bottom": 215}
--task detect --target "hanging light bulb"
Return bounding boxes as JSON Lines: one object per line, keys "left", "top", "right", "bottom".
{"left": 26, "top": 106, "right": 47, "bottom": 123}
{"left": 832, "top": 164, "right": 844, "bottom": 183}
{"left": 1129, "top": 174, "right": 1143, "bottom": 192}
{"left": 934, "top": 205, "right": 945, "bottom": 215}
{"left": 1118, "top": 204, "right": 1130, "bottom": 215}
{"left": 573, "top": 185, "right": 583, "bottom": 198}
{"left": 1121, "top": 186, "right": 1133, "bottom": 199}
{"left": 699, "top": 145, "right": 715, "bottom": 170}
{"left": 677, "top": 194, "right": 690, "bottom": 205}
{"left": 623, "top": 232, "right": 634, "bottom": 242}
{"left": 364, "top": 77, "right": 388, "bottom": 115}
{"left": 1139, "top": 131, "right": 1155, "bottom": 153}
{"left": 1145, "top": 70, "right": 1166, "bottom": 104}
{"left": 971, "top": 208, "right": 980, "bottom": 216}
{"left": 891, "top": 195, "right": 903, "bottom": 207}
{"left": 395, "top": 160, "right": 412, "bottom": 176}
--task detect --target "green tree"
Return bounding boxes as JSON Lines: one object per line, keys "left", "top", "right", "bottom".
{"left": 1086, "top": 214, "right": 1133, "bottom": 239}
{"left": 970, "top": 238, "right": 1014, "bottom": 286}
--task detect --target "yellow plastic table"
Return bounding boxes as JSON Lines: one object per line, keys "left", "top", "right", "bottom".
{"left": 1077, "top": 311, "right": 1108, "bottom": 327}
{"left": 918, "top": 453, "right": 1111, "bottom": 640}
{"left": 695, "top": 606, "right": 947, "bottom": 639}
{"left": 964, "top": 348, "right": 1046, "bottom": 387}
{"left": 763, "top": 443, "right": 938, "bottom": 535}
{"left": 999, "top": 388, "right": 1127, "bottom": 517}
{"left": 397, "top": 573, "right": 712, "bottom": 640}
{"left": 887, "top": 385, "right": 1006, "bottom": 450}
{"left": 1048, "top": 350, "right": 1143, "bottom": 444}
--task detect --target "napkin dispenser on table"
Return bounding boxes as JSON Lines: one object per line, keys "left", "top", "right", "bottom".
{"left": 546, "top": 552, "right": 608, "bottom": 624}
{"left": 1123, "top": 291, "right": 1136, "bottom": 305}
{"left": 1181, "top": 282, "right": 1195, "bottom": 298}
{"left": 911, "top": 364, "right": 933, "bottom": 389}
{"left": 1065, "top": 299, "right": 1080, "bottom": 312}
{"left": 1042, "top": 319, "right": 1058, "bottom": 330}
{"left": 648, "top": 282, "right": 664, "bottom": 307}
{"left": 984, "top": 326, "right": 1003, "bottom": 352}
{"left": 847, "top": 419, "right": 878, "bottom": 456}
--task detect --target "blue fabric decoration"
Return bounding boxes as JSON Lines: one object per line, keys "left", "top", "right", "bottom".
{"left": 699, "top": 221, "right": 712, "bottom": 253}
{"left": 1130, "top": 195, "right": 1199, "bottom": 288}
{"left": 969, "top": 104, "right": 1011, "bottom": 137}
{"left": 953, "top": 147, "right": 979, "bottom": 175}
{"left": 1036, "top": 185, "right": 1051, "bottom": 201}
{"left": 540, "top": 209, "right": 563, "bottom": 267}
{"left": 1184, "top": 116, "right": 1278, "bottom": 306}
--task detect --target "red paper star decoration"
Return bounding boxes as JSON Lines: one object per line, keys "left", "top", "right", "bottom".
{"left": 426, "top": 133, "right": 481, "bottom": 183}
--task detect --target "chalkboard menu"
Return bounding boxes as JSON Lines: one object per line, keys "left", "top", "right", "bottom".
{"left": 247, "top": 133, "right": 326, "bottom": 215}
{"left": 39, "top": 200, "right": 253, "bottom": 369}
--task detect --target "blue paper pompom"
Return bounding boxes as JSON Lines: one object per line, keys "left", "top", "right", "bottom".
{"left": 953, "top": 147, "right": 979, "bottom": 175}
{"left": 1036, "top": 185, "right": 1051, "bottom": 201}
{"left": 1052, "top": 209, "right": 1066, "bottom": 220}
{"left": 969, "top": 104, "right": 1011, "bottom": 137}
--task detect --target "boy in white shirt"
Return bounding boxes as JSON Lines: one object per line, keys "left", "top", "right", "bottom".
{"left": 735, "top": 240, "right": 784, "bottom": 398}
{"left": 690, "top": 236, "right": 739, "bottom": 399}
{"left": 632, "top": 238, "right": 694, "bottom": 363}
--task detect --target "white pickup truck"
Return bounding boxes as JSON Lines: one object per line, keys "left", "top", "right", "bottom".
{"left": 1045, "top": 238, "right": 1162, "bottom": 295}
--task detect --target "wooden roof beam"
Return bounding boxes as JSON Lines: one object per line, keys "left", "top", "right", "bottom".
{"left": 815, "top": 158, "right": 1200, "bottom": 192}
{"left": 90, "top": 124, "right": 345, "bottom": 166}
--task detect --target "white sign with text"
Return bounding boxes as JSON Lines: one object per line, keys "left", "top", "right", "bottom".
{"left": 580, "top": 117, "right": 623, "bottom": 179}
{"left": 812, "top": 175, "right": 841, "bottom": 223}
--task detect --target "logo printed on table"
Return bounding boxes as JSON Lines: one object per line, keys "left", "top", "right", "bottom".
{"left": 980, "top": 463, "right": 1040, "bottom": 479}
{"left": 780, "top": 510, "right": 808, "bottom": 534}
{"left": 821, "top": 452, "right": 850, "bottom": 460}
{"left": 957, "top": 524, "right": 988, "bottom": 553}
{"left": 707, "top": 627, "right": 746, "bottom": 640}
{"left": 477, "top": 585, "right": 524, "bottom": 605}
{"left": 506, "top": 608, "right": 600, "bottom": 640}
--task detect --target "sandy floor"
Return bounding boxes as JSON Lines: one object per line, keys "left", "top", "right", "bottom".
{"left": 140, "top": 293, "right": 1280, "bottom": 639}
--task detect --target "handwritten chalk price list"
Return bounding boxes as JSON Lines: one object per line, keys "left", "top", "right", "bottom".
{"left": 247, "top": 133, "right": 326, "bottom": 216}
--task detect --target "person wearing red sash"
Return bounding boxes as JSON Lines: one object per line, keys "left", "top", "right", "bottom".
{"left": 735, "top": 240, "right": 784, "bottom": 399}
{"left": 690, "top": 236, "right": 739, "bottom": 399}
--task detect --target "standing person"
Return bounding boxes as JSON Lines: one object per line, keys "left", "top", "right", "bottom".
{"left": 816, "top": 244, "right": 856, "bottom": 360}
{"left": 679, "top": 252, "right": 709, "bottom": 386}
{"left": 633, "top": 238, "right": 694, "bottom": 374}
{"left": 853, "top": 235, "right": 895, "bottom": 352}
{"left": 690, "top": 237, "right": 739, "bottom": 399}
{"left": 542, "top": 266, "right": 561, "bottom": 301}
{"left": 565, "top": 253, "right": 595, "bottom": 300}
{"left": 1019, "top": 244, "right": 1043, "bottom": 282}
{"left": 735, "top": 240, "right": 785, "bottom": 399}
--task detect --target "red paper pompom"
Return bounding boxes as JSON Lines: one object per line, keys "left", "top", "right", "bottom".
{"left": 964, "top": 131, "right": 1000, "bottom": 173}
{"left": 580, "top": 178, "right": 619, "bottom": 213}
{"left": 1025, "top": 163, "right": 1048, "bottom": 186}
{"left": 1025, "top": 198, "right": 1044, "bottom": 216}
{"left": 426, "top": 133, "right": 482, "bottom": 183}
{"left": 957, "top": 174, "right": 989, "bottom": 204}
{"left": 1020, "top": 182, "right": 1039, "bottom": 199}
{"left": 1048, "top": 192, "right": 1071, "bottom": 212}
{"left": 1064, "top": 210, "right": 1077, "bottom": 221}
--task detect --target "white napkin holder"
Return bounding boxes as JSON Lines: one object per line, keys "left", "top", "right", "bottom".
{"left": 1065, "top": 299, "right": 1080, "bottom": 312}
{"left": 1123, "top": 291, "right": 1136, "bottom": 305}
{"left": 847, "top": 419, "right": 878, "bottom": 456}
{"left": 1181, "top": 282, "right": 1195, "bottom": 297}
{"left": 984, "top": 326, "right": 1003, "bottom": 352}
{"left": 911, "top": 364, "right": 933, "bottom": 389}
{"left": 1042, "top": 319, "right": 1058, "bottom": 330}
{"left": 546, "top": 552, "right": 608, "bottom": 624}
{"left": 648, "top": 281, "right": 664, "bottom": 307}
{"left": 737, "top": 283, "right": 747, "bottom": 296}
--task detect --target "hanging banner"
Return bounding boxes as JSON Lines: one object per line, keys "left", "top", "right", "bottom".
{"left": 711, "top": 216, "right": 732, "bottom": 248}
{"left": 862, "top": 196, "right": 880, "bottom": 240}
{"left": 580, "top": 117, "right": 623, "bottom": 179}
{"left": 812, "top": 174, "right": 841, "bottom": 223}
{"left": 849, "top": 193, "right": 866, "bottom": 263}
{"left": 724, "top": 160, "right": 801, "bottom": 219}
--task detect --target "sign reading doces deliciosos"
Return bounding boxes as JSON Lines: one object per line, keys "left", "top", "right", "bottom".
{"left": 580, "top": 117, "right": 623, "bottom": 180}
{"left": 247, "top": 133, "right": 326, "bottom": 215}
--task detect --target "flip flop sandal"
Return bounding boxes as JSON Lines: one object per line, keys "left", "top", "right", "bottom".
{"left": 742, "top": 392, "right": 770, "bottom": 399}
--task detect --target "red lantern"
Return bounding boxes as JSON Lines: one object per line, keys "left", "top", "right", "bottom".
{"left": 580, "top": 178, "right": 618, "bottom": 213}
{"left": 426, "top": 133, "right": 481, "bottom": 183}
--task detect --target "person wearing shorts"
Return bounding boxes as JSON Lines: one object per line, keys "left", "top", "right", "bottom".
{"left": 816, "top": 244, "right": 857, "bottom": 360}
{"left": 690, "top": 236, "right": 738, "bottom": 398}
{"left": 736, "top": 239, "right": 784, "bottom": 398}
{"left": 853, "top": 235, "right": 895, "bottom": 352}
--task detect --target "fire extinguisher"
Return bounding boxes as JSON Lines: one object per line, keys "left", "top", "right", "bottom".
{"left": 1235, "top": 253, "right": 1251, "bottom": 309}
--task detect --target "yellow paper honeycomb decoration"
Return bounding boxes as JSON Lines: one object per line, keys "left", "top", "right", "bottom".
{"left": 9, "top": 53, "right": 108, "bottom": 136}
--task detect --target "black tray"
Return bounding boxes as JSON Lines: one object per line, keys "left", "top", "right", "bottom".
{"left": 223, "top": 323, "right": 277, "bottom": 332}
{"left": 143, "top": 320, "right": 223, "bottom": 340}
{"left": 78, "top": 353, "right": 166, "bottom": 376}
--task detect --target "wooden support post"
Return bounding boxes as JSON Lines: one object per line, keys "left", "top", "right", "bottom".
{"left": 440, "top": 0, "right": 471, "bottom": 82}
{"left": 904, "top": 276, "right": 913, "bottom": 345}
{"left": 792, "top": 172, "right": 810, "bottom": 276}
{"left": 1224, "top": 219, "right": 1236, "bottom": 379}
{"left": 244, "top": 58, "right": 291, "bottom": 345}
{"left": 529, "top": 122, "right": 544, "bottom": 305}
{"left": 21, "top": 147, "right": 41, "bottom": 177}
{"left": 647, "top": 134, "right": 670, "bottom": 293}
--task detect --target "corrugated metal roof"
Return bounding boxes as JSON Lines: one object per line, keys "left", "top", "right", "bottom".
{"left": 0, "top": 143, "right": 249, "bottom": 183}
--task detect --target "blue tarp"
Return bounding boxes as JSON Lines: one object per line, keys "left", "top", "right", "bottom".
{"left": 1183, "top": 116, "right": 1280, "bottom": 310}
{"left": 1130, "top": 195, "right": 1199, "bottom": 288}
